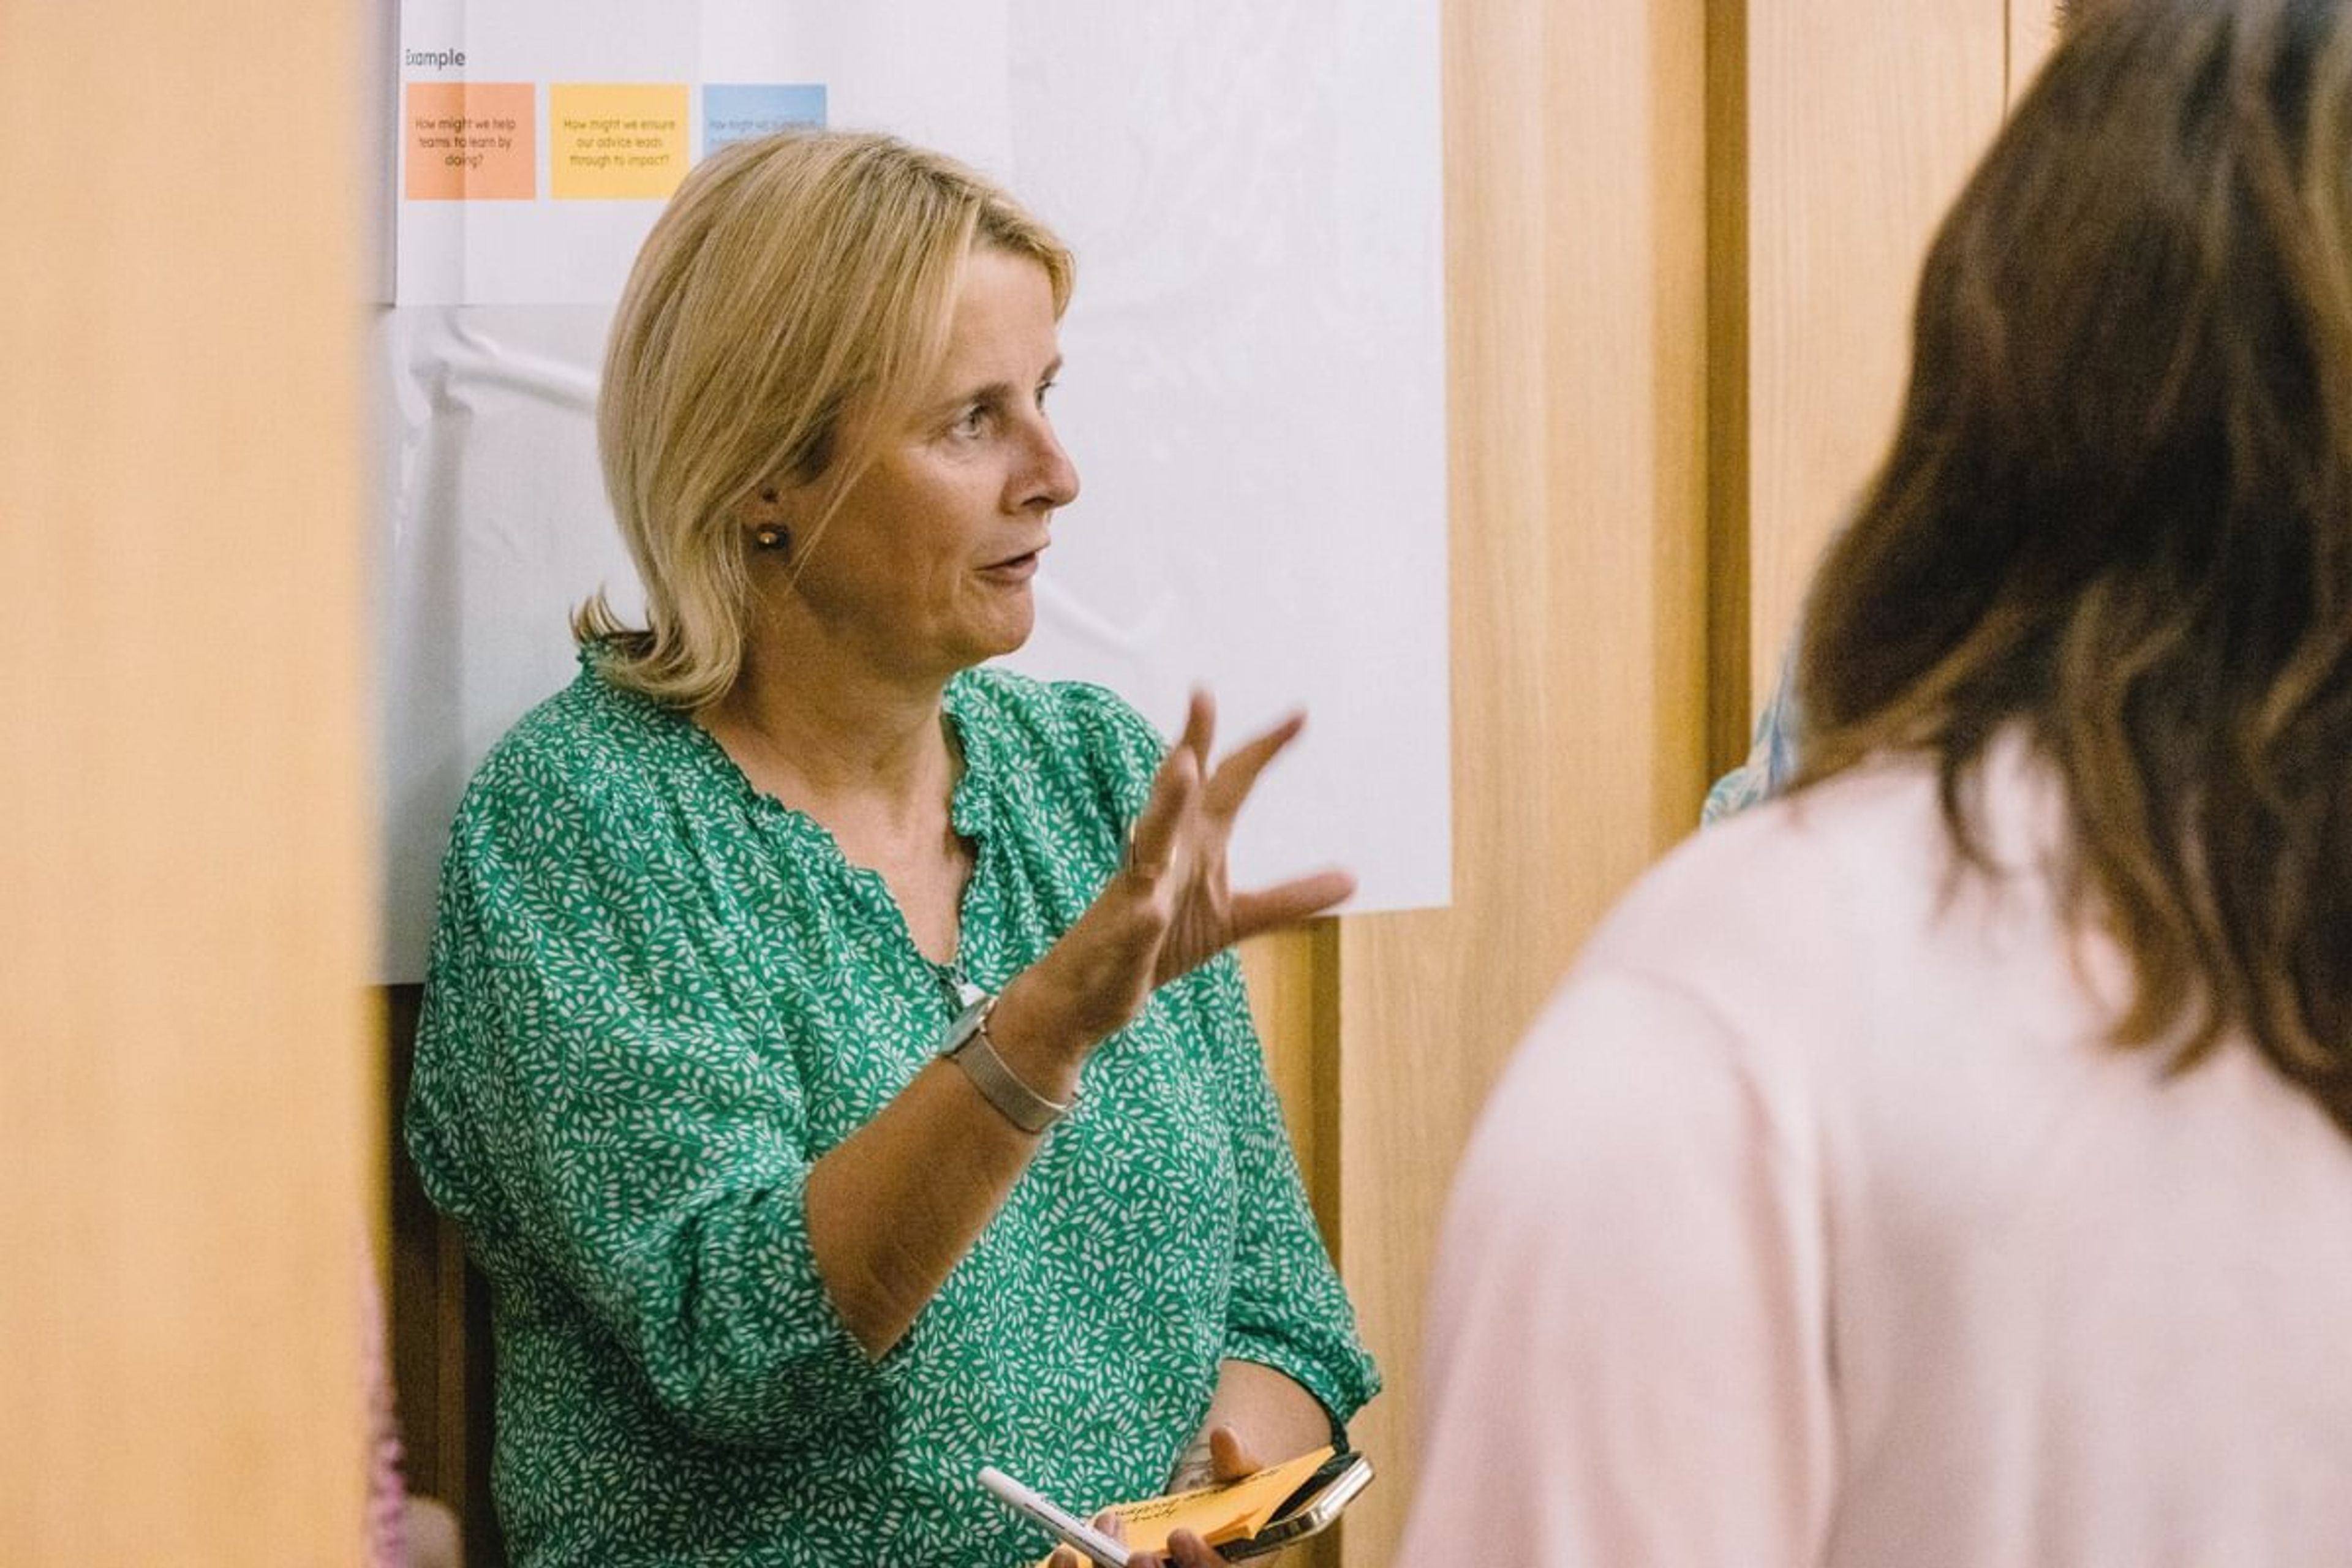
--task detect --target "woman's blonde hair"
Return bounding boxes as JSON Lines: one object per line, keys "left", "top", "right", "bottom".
{"left": 1799, "top": 0, "right": 2352, "bottom": 1136}
{"left": 576, "top": 129, "right": 1074, "bottom": 707}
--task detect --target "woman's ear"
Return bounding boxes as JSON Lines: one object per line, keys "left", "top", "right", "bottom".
{"left": 742, "top": 484, "right": 792, "bottom": 555}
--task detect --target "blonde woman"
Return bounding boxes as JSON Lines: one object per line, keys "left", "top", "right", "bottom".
{"left": 406, "top": 130, "right": 1375, "bottom": 1568}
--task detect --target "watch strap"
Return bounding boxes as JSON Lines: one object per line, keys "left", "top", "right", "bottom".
{"left": 940, "top": 995, "right": 1072, "bottom": 1134}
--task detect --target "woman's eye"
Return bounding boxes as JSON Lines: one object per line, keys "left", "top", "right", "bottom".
{"left": 952, "top": 404, "right": 990, "bottom": 438}
{"left": 1035, "top": 378, "right": 1057, "bottom": 410}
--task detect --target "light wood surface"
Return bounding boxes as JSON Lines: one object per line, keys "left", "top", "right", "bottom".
{"left": 0, "top": 6, "right": 372, "bottom": 1564}
{"left": 1742, "top": 0, "right": 2007, "bottom": 706}
{"left": 1240, "top": 926, "right": 1341, "bottom": 1247}
{"left": 2010, "top": 0, "right": 2070, "bottom": 103}
{"left": 1708, "top": 0, "right": 1758, "bottom": 769}
{"left": 1329, "top": 0, "right": 1716, "bottom": 1555}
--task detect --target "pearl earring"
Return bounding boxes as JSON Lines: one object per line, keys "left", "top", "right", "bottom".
{"left": 750, "top": 484, "right": 790, "bottom": 552}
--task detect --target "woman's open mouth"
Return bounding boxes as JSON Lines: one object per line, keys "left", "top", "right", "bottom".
{"left": 981, "top": 548, "right": 1044, "bottom": 581}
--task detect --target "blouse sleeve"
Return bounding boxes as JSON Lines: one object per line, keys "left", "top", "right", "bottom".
{"left": 1393, "top": 966, "right": 1836, "bottom": 1567}
{"left": 404, "top": 739, "right": 883, "bottom": 1446}
{"left": 1702, "top": 632, "right": 1803, "bottom": 826}
{"left": 1054, "top": 680, "right": 1380, "bottom": 1428}
{"left": 1193, "top": 954, "right": 1382, "bottom": 1430}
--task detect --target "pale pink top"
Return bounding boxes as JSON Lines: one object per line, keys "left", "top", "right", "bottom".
{"left": 1397, "top": 743, "right": 2352, "bottom": 1567}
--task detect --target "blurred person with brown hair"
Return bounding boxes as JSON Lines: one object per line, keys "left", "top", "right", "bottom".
{"left": 1401, "top": 1, "right": 2352, "bottom": 1561}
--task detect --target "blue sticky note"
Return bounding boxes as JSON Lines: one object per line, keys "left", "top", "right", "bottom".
{"left": 704, "top": 83, "right": 827, "bottom": 154}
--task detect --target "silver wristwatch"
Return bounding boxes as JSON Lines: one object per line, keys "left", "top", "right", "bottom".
{"left": 939, "top": 993, "right": 1073, "bottom": 1134}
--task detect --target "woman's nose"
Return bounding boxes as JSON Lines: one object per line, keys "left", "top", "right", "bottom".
{"left": 1019, "top": 418, "right": 1080, "bottom": 512}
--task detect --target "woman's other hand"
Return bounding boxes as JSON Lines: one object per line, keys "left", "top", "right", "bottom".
{"left": 1001, "top": 691, "right": 1355, "bottom": 1061}
{"left": 1128, "top": 1529, "right": 1237, "bottom": 1568}
{"left": 1042, "top": 1428, "right": 1267, "bottom": 1568}
{"left": 1043, "top": 1507, "right": 1132, "bottom": 1568}
{"left": 1133, "top": 1427, "right": 1267, "bottom": 1567}
{"left": 1166, "top": 1423, "right": 1268, "bottom": 1494}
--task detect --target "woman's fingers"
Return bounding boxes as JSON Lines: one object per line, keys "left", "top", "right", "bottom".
{"left": 1226, "top": 870, "right": 1357, "bottom": 940}
{"left": 1125, "top": 739, "right": 1202, "bottom": 881}
{"left": 1163, "top": 1528, "right": 1231, "bottom": 1567}
{"left": 1140, "top": 696, "right": 1310, "bottom": 876}
{"left": 1091, "top": 1508, "right": 1131, "bottom": 1564}
{"left": 1177, "top": 687, "right": 1216, "bottom": 773}
{"left": 1200, "top": 710, "right": 1306, "bottom": 820}
{"left": 1128, "top": 1528, "right": 1232, "bottom": 1567}
{"left": 1124, "top": 693, "right": 1355, "bottom": 981}
{"left": 1164, "top": 1442, "right": 1245, "bottom": 1565}
{"left": 1045, "top": 1515, "right": 1128, "bottom": 1568}
{"left": 1206, "top": 1425, "right": 1266, "bottom": 1482}
{"left": 1130, "top": 690, "right": 1218, "bottom": 882}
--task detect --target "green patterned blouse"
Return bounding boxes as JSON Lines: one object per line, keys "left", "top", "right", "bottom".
{"left": 405, "top": 655, "right": 1379, "bottom": 1568}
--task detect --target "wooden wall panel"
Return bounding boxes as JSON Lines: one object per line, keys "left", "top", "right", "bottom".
{"left": 1743, "top": 0, "right": 2007, "bottom": 704}
{"left": 0, "top": 6, "right": 371, "bottom": 1566}
{"left": 2010, "top": 0, "right": 2069, "bottom": 101}
{"left": 1330, "top": 0, "right": 1713, "bottom": 1557}
{"left": 1708, "top": 0, "right": 1758, "bottom": 772}
{"left": 1240, "top": 927, "right": 1341, "bottom": 1246}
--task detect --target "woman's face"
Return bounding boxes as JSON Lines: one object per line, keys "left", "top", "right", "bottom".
{"left": 782, "top": 246, "right": 1080, "bottom": 684}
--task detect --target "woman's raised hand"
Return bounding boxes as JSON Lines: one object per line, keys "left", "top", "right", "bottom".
{"left": 1000, "top": 691, "right": 1355, "bottom": 1060}
{"left": 1133, "top": 691, "right": 1357, "bottom": 986}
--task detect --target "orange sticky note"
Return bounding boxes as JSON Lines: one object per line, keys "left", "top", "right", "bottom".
{"left": 404, "top": 82, "right": 535, "bottom": 201}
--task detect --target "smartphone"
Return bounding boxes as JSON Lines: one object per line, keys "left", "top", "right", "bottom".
{"left": 1219, "top": 1450, "right": 1374, "bottom": 1558}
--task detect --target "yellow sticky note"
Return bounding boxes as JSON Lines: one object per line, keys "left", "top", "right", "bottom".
{"left": 549, "top": 83, "right": 689, "bottom": 200}
{"left": 1030, "top": 1447, "right": 1333, "bottom": 1565}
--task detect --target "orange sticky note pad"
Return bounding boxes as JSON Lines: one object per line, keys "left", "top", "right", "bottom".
{"left": 404, "top": 81, "right": 535, "bottom": 201}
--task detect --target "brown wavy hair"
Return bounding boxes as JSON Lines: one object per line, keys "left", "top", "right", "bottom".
{"left": 1796, "top": 0, "right": 2352, "bottom": 1135}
